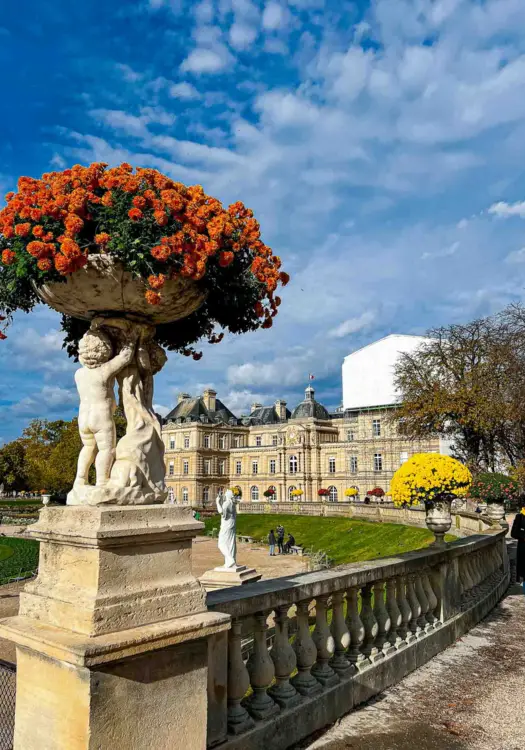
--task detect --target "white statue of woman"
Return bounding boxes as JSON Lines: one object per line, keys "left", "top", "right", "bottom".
{"left": 216, "top": 490, "right": 239, "bottom": 569}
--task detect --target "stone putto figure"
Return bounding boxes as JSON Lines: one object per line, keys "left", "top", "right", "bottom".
{"left": 67, "top": 316, "right": 168, "bottom": 507}
{"left": 216, "top": 489, "right": 240, "bottom": 569}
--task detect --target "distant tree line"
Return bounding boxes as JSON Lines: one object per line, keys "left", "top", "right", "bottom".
{"left": 394, "top": 303, "right": 525, "bottom": 487}
{"left": 0, "top": 414, "right": 126, "bottom": 495}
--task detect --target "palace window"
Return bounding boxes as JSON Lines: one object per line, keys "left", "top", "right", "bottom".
{"left": 234, "top": 435, "right": 242, "bottom": 448}
{"left": 203, "top": 459, "right": 211, "bottom": 475}
{"left": 202, "top": 486, "right": 210, "bottom": 504}
{"left": 289, "top": 455, "right": 298, "bottom": 474}
{"left": 346, "top": 430, "right": 355, "bottom": 442}
{"left": 182, "top": 487, "right": 189, "bottom": 504}
{"left": 400, "top": 451, "right": 409, "bottom": 465}
{"left": 288, "top": 485, "right": 296, "bottom": 500}
{"left": 268, "top": 485, "right": 277, "bottom": 500}
{"left": 269, "top": 459, "right": 276, "bottom": 474}
{"left": 203, "top": 434, "right": 211, "bottom": 448}
{"left": 183, "top": 460, "right": 189, "bottom": 475}
{"left": 252, "top": 461, "right": 258, "bottom": 475}
{"left": 183, "top": 435, "right": 190, "bottom": 449}
{"left": 251, "top": 486, "right": 259, "bottom": 501}
{"left": 169, "top": 435, "right": 175, "bottom": 450}
{"left": 374, "top": 453, "right": 383, "bottom": 472}
{"left": 256, "top": 436, "right": 262, "bottom": 447}
{"left": 168, "top": 461, "right": 174, "bottom": 476}
{"left": 219, "top": 434, "right": 227, "bottom": 450}
{"left": 218, "top": 459, "right": 226, "bottom": 475}
{"left": 236, "top": 460, "right": 242, "bottom": 475}
{"left": 350, "top": 455, "right": 358, "bottom": 473}
{"left": 372, "top": 419, "right": 381, "bottom": 437}
{"left": 272, "top": 435, "right": 278, "bottom": 446}
{"left": 328, "top": 457, "right": 336, "bottom": 474}
{"left": 328, "top": 486, "right": 338, "bottom": 503}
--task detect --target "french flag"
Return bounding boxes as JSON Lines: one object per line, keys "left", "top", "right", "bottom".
{"left": 308, "top": 373, "right": 315, "bottom": 381}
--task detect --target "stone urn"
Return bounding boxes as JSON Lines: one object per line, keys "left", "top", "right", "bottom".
{"left": 485, "top": 501, "right": 507, "bottom": 529}
{"left": 424, "top": 495, "right": 453, "bottom": 547}
{"left": 41, "top": 494, "right": 51, "bottom": 506}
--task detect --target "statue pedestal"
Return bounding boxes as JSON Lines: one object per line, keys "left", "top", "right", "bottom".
{"left": 0, "top": 505, "right": 230, "bottom": 750}
{"left": 199, "top": 564, "right": 262, "bottom": 591}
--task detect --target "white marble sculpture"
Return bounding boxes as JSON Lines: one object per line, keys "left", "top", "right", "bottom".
{"left": 67, "top": 317, "right": 168, "bottom": 506}
{"left": 216, "top": 490, "right": 240, "bottom": 569}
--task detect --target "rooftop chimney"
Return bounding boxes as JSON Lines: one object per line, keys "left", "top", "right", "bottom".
{"left": 251, "top": 402, "right": 262, "bottom": 414}
{"left": 178, "top": 393, "right": 191, "bottom": 404}
{"left": 203, "top": 389, "right": 217, "bottom": 412}
{"left": 275, "top": 399, "right": 287, "bottom": 421}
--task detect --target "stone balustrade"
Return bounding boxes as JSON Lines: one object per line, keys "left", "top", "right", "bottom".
{"left": 206, "top": 530, "right": 509, "bottom": 750}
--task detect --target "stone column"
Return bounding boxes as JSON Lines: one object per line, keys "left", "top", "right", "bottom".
{"left": 0, "top": 505, "right": 230, "bottom": 750}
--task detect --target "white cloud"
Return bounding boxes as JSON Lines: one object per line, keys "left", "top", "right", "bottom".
{"left": 505, "top": 247, "right": 525, "bottom": 263}
{"left": 328, "top": 311, "right": 377, "bottom": 339}
{"left": 262, "top": 2, "right": 286, "bottom": 30}
{"left": 169, "top": 82, "right": 201, "bottom": 99}
{"left": 115, "top": 63, "right": 142, "bottom": 83}
{"left": 488, "top": 200, "right": 525, "bottom": 218}
{"left": 180, "top": 46, "right": 234, "bottom": 74}
{"left": 11, "top": 386, "right": 78, "bottom": 416}
{"left": 229, "top": 22, "right": 258, "bottom": 50}
{"left": 421, "top": 240, "right": 460, "bottom": 260}
{"left": 153, "top": 403, "right": 170, "bottom": 417}
{"left": 90, "top": 109, "right": 149, "bottom": 138}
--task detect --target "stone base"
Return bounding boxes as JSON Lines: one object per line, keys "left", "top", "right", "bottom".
{"left": 199, "top": 565, "right": 262, "bottom": 591}
{"left": 67, "top": 483, "right": 167, "bottom": 506}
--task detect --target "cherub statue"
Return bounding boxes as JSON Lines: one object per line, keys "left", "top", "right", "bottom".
{"left": 73, "top": 325, "right": 137, "bottom": 489}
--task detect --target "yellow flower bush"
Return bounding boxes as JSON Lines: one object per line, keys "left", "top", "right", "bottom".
{"left": 345, "top": 488, "right": 358, "bottom": 497}
{"left": 291, "top": 489, "right": 303, "bottom": 497}
{"left": 230, "top": 486, "right": 242, "bottom": 497}
{"left": 390, "top": 453, "right": 472, "bottom": 507}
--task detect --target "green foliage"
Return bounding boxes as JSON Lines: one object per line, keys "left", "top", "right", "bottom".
{"left": 0, "top": 439, "right": 27, "bottom": 491}
{"left": 470, "top": 472, "right": 519, "bottom": 503}
{"left": 203, "top": 513, "right": 445, "bottom": 566}
{"left": 0, "top": 537, "right": 39, "bottom": 584}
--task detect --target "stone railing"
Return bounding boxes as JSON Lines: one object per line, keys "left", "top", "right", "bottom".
{"left": 206, "top": 530, "right": 509, "bottom": 749}
{"left": 237, "top": 501, "right": 496, "bottom": 536}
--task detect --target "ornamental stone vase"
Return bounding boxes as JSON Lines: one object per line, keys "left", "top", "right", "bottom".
{"left": 424, "top": 495, "right": 453, "bottom": 547}
{"left": 485, "top": 501, "right": 507, "bottom": 529}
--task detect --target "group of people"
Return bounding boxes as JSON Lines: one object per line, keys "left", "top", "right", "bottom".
{"left": 268, "top": 525, "right": 296, "bottom": 556}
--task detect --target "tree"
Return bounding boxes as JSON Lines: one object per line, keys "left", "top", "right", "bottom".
{"left": 0, "top": 439, "right": 27, "bottom": 491}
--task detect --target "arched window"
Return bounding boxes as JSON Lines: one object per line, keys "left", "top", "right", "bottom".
{"left": 289, "top": 455, "right": 298, "bottom": 474}
{"left": 268, "top": 485, "right": 277, "bottom": 501}
{"left": 288, "top": 485, "right": 296, "bottom": 500}
{"left": 182, "top": 487, "right": 189, "bottom": 504}
{"left": 351, "top": 485, "right": 360, "bottom": 501}
{"left": 202, "top": 486, "right": 210, "bottom": 504}
{"left": 168, "top": 486, "right": 175, "bottom": 504}
{"left": 328, "top": 486, "right": 338, "bottom": 503}
{"left": 251, "top": 486, "right": 259, "bottom": 502}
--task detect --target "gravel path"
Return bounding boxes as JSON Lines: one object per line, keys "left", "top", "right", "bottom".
{"left": 300, "top": 582, "right": 525, "bottom": 750}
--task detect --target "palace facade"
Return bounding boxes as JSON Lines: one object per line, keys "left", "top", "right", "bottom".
{"left": 162, "top": 338, "right": 447, "bottom": 507}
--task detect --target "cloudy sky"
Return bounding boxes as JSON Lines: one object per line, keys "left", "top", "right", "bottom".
{"left": 1, "top": 0, "right": 525, "bottom": 443}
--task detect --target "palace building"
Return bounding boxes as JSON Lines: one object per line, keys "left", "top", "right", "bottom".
{"left": 162, "top": 334, "right": 450, "bottom": 507}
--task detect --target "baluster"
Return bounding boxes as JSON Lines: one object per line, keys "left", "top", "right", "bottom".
{"left": 430, "top": 566, "right": 444, "bottom": 624}
{"left": 269, "top": 605, "right": 302, "bottom": 708}
{"left": 415, "top": 573, "right": 430, "bottom": 633}
{"left": 311, "top": 595, "right": 339, "bottom": 686}
{"left": 330, "top": 591, "right": 351, "bottom": 675}
{"left": 385, "top": 578, "right": 402, "bottom": 649}
{"left": 461, "top": 556, "right": 475, "bottom": 597}
{"left": 423, "top": 571, "right": 438, "bottom": 628}
{"left": 406, "top": 574, "right": 422, "bottom": 638}
{"left": 245, "top": 612, "right": 279, "bottom": 720}
{"left": 291, "top": 599, "right": 322, "bottom": 696}
{"left": 345, "top": 586, "right": 366, "bottom": 670}
{"left": 227, "top": 618, "right": 254, "bottom": 735}
{"left": 373, "top": 581, "right": 391, "bottom": 656}
{"left": 396, "top": 575, "right": 413, "bottom": 645}
{"left": 360, "top": 583, "right": 379, "bottom": 662}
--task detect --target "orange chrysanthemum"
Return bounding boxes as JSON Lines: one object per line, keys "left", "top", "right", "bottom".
{"left": 15, "top": 223, "right": 31, "bottom": 237}
{"left": 145, "top": 290, "right": 161, "bottom": 305}
{"left": 128, "top": 207, "right": 143, "bottom": 221}
{"left": 95, "top": 232, "right": 110, "bottom": 245}
{"left": 1, "top": 249, "right": 16, "bottom": 266}
{"left": 148, "top": 274, "right": 166, "bottom": 290}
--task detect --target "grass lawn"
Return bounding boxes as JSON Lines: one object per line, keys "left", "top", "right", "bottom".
{"left": 204, "top": 513, "right": 455, "bottom": 566}
{"left": 0, "top": 537, "right": 39, "bottom": 584}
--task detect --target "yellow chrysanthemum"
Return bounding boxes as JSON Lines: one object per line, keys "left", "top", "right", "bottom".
{"left": 390, "top": 453, "right": 472, "bottom": 507}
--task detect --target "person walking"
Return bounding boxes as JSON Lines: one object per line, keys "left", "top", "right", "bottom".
{"left": 277, "top": 525, "right": 285, "bottom": 554}
{"left": 511, "top": 508, "right": 525, "bottom": 593}
{"left": 268, "top": 529, "right": 276, "bottom": 556}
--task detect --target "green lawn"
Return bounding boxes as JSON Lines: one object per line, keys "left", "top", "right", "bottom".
{"left": 204, "top": 513, "right": 454, "bottom": 566}
{"left": 0, "top": 537, "right": 39, "bottom": 584}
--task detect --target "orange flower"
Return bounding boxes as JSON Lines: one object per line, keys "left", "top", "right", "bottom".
{"left": 4, "top": 192, "right": 14, "bottom": 202}
{"left": 147, "top": 274, "right": 166, "bottom": 290}
{"left": 261, "top": 317, "right": 273, "bottom": 329}
{"left": 32, "top": 225, "right": 45, "bottom": 237}
{"left": 26, "top": 241, "right": 48, "bottom": 259}
{"left": 279, "top": 271, "right": 290, "bottom": 286}
{"left": 60, "top": 238, "right": 81, "bottom": 258}
{"left": 54, "top": 254, "right": 71, "bottom": 274}
{"left": 128, "top": 207, "right": 143, "bottom": 221}
{"left": 218, "top": 251, "right": 234, "bottom": 267}
{"left": 132, "top": 196, "right": 146, "bottom": 209}
{"left": 64, "top": 214, "right": 84, "bottom": 236}
{"left": 37, "top": 258, "right": 52, "bottom": 271}
{"left": 153, "top": 209, "right": 168, "bottom": 226}
{"left": 145, "top": 290, "right": 161, "bottom": 305}
{"left": 151, "top": 245, "right": 170, "bottom": 261}
{"left": 1, "top": 249, "right": 16, "bottom": 266}
{"left": 95, "top": 232, "right": 110, "bottom": 245}
{"left": 101, "top": 192, "right": 113, "bottom": 207}
{"left": 14, "top": 223, "right": 31, "bottom": 237}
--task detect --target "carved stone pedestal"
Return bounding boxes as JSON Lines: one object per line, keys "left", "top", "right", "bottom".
{"left": 199, "top": 565, "right": 262, "bottom": 591}
{"left": 0, "top": 505, "right": 230, "bottom": 750}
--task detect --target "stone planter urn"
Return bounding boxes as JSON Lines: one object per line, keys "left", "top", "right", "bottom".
{"left": 424, "top": 495, "right": 453, "bottom": 547}
{"left": 41, "top": 495, "right": 51, "bottom": 506}
{"left": 485, "top": 501, "right": 507, "bottom": 529}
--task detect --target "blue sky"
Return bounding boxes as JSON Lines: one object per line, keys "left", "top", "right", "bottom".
{"left": 2, "top": 0, "right": 525, "bottom": 443}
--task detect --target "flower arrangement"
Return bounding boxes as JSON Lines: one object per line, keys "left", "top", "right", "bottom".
{"left": 390, "top": 453, "right": 472, "bottom": 507}
{"left": 263, "top": 488, "right": 276, "bottom": 498}
{"left": 345, "top": 488, "right": 358, "bottom": 497}
{"left": 318, "top": 488, "right": 329, "bottom": 497}
{"left": 470, "top": 472, "right": 519, "bottom": 505}
{"left": 368, "top": 487, "right": 385, "bottom": 497}
{"left": 290, "top": 488, "right": 303, "bottom": 497}
{"left": 230, "top": 486, "right": 242, "bottom": 498}
{"left": 0, "top": 163, "right": 289, "bottom": 354}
